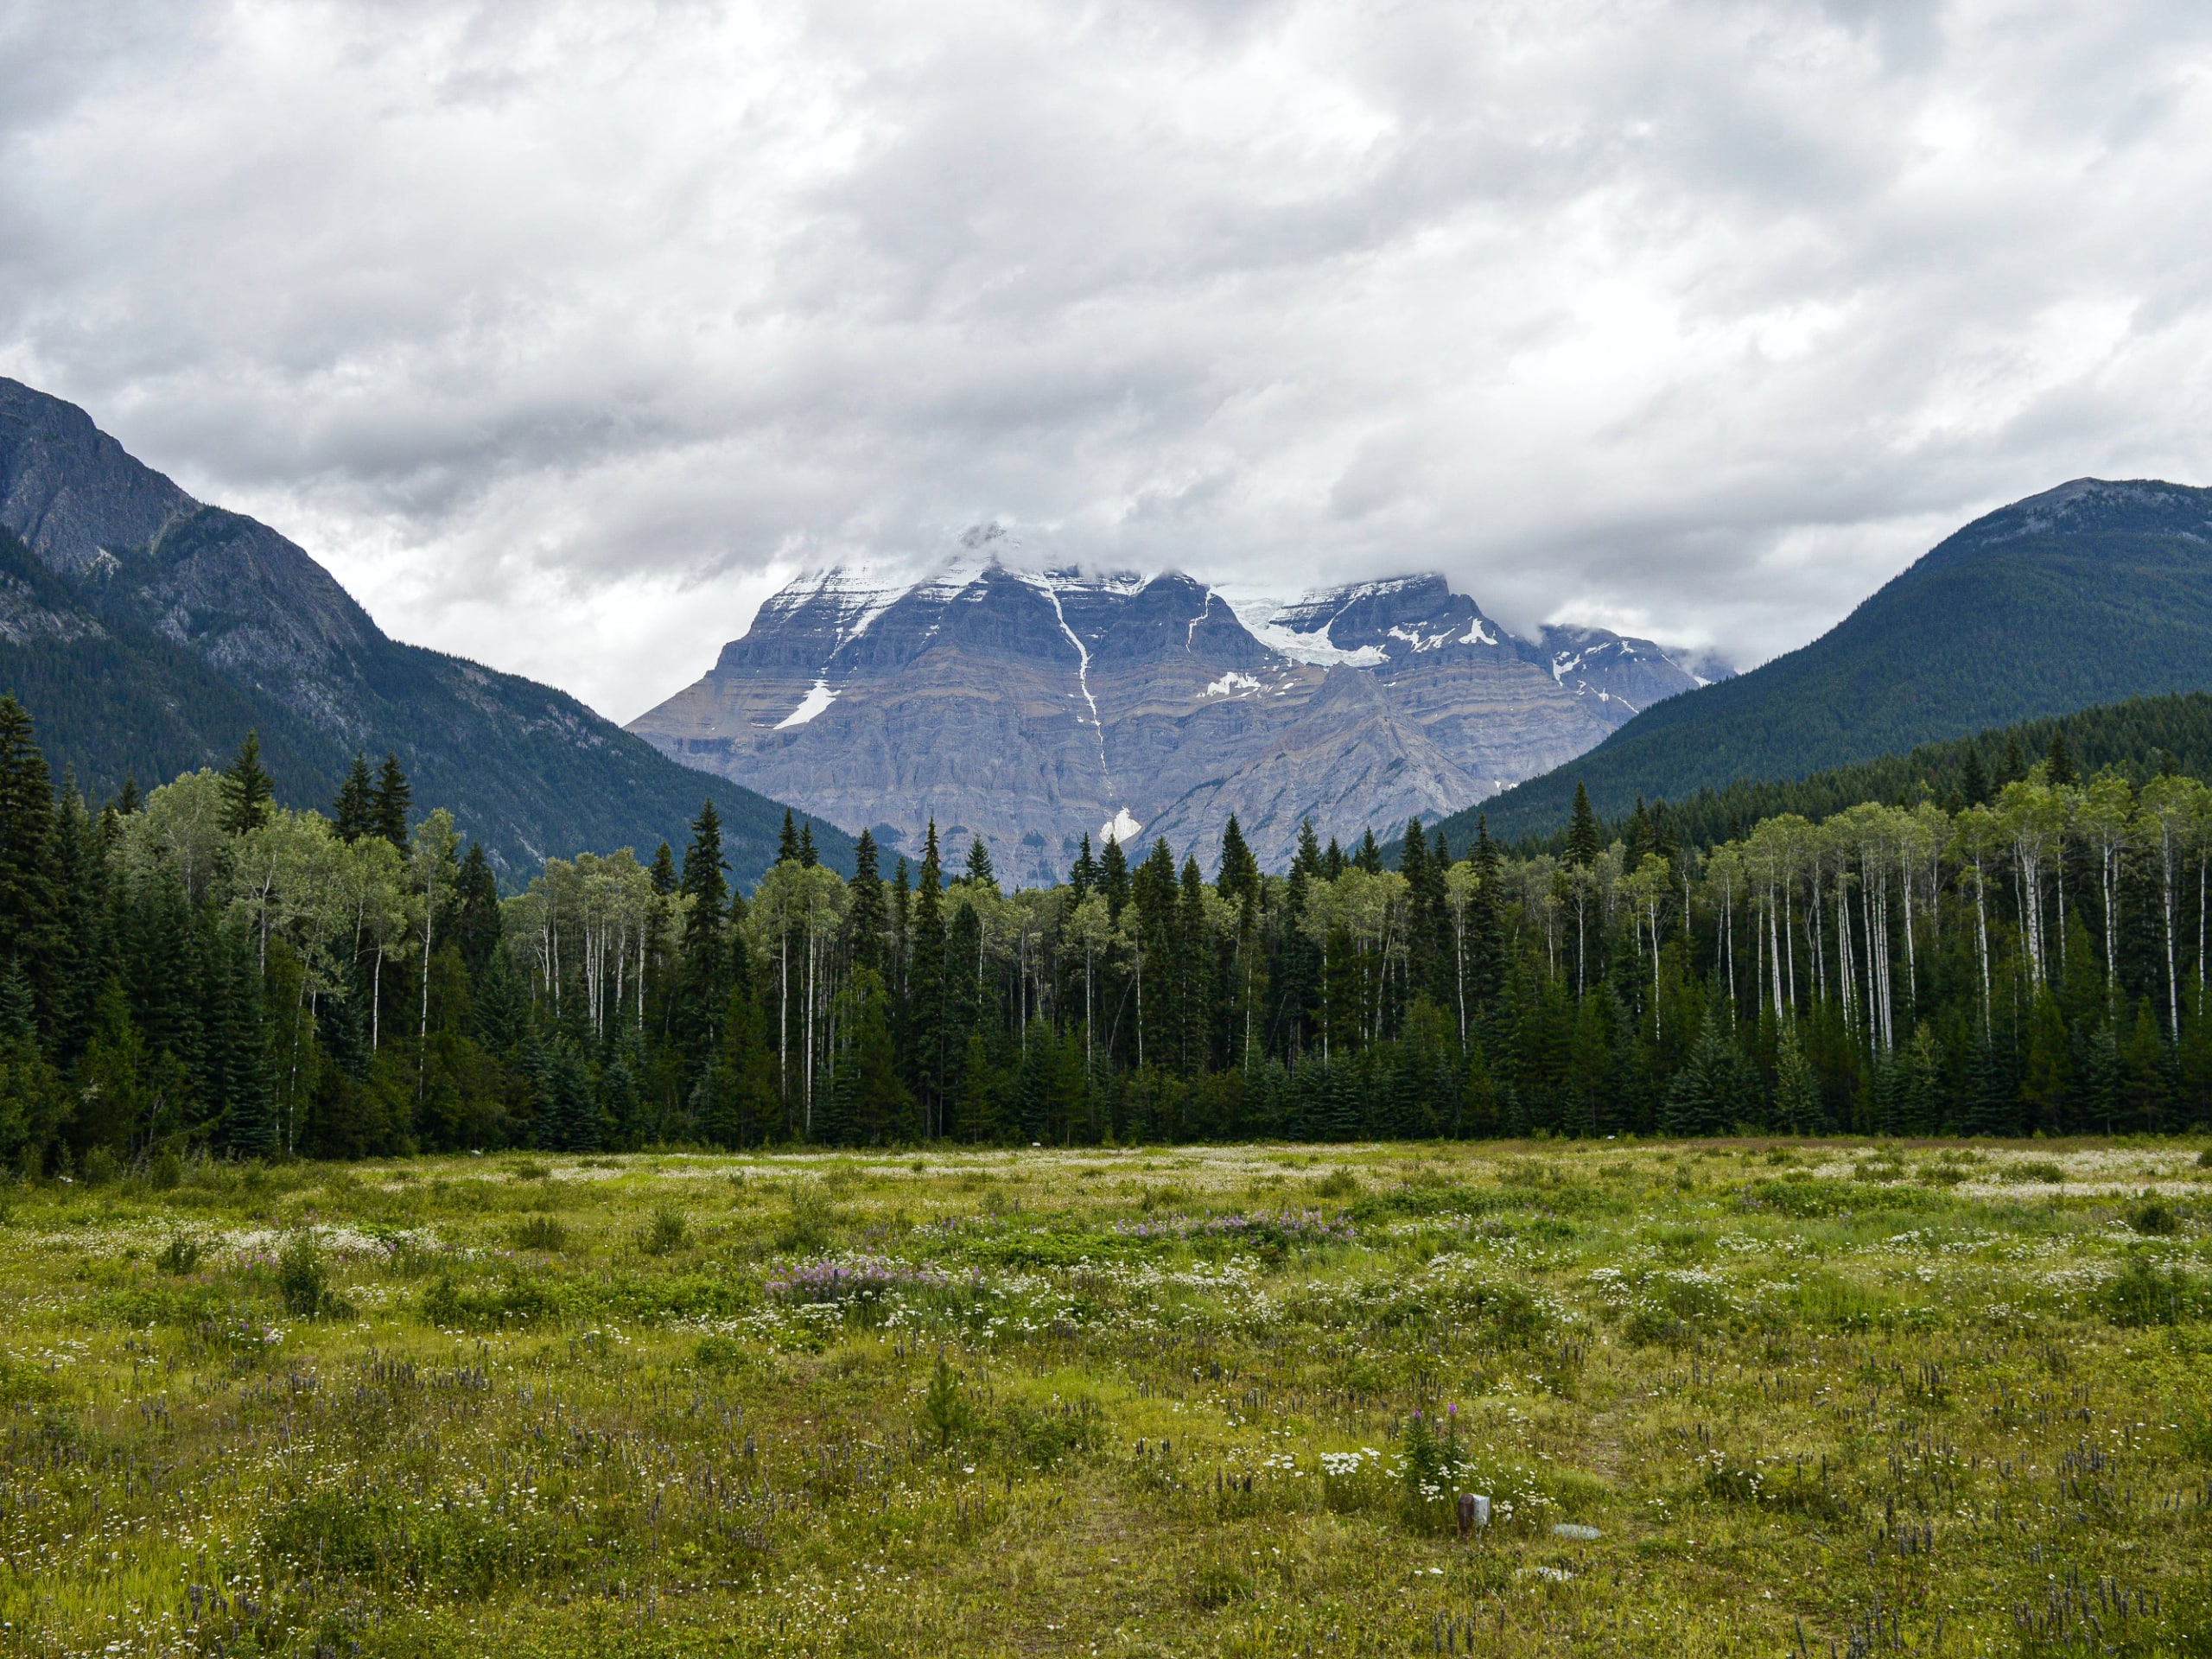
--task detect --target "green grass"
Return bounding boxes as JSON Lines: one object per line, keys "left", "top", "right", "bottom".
{"left": 2, "top": 1138, "right": 2209, "bottom": 1656}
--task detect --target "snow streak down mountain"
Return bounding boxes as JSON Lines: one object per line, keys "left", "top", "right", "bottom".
{"left": 628, "top": 553, "right": 1711, "bottom": 880}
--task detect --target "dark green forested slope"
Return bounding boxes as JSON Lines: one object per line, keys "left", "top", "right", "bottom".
{"left": 1440, "top": 478, "right": 2212, "bottom": 845}
{"left": 0, "top": 526, "right": 847, "bottom": 885}
{"left": 1479, "top": 691, "right": 2212, "bottom": 858}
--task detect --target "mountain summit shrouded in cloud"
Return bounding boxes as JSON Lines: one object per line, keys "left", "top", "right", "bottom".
{"left": 626, "top": 553, "right": 1708, "bottom": 880}
{"left": 2, "top": 3, "right": 2209, "bottom": 721}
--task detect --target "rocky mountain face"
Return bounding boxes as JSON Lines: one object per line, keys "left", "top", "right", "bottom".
{"left": 630, "top": 555, "right": 1709, "bottom": 879}
{"left": 0, "top": 378, "right": 846, "bottom": 883}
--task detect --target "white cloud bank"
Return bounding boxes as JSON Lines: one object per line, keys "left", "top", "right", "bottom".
{"left": 3, "top": 0, "right": 2211, "bottom": 719}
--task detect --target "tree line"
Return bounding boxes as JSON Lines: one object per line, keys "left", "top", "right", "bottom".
{"left": 1, "top": 692, "right": 2209, "bottom": 1167}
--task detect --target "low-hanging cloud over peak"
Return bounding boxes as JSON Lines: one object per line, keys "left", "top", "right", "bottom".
{"left": 4, "top": 0, "right": 2209, "bottom": 719}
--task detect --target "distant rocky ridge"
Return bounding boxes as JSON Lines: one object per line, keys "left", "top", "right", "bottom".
{"left": 629, "top": 543, "right": 1719, "bottom": 879}
{"left": 0, "top": 378, "right": 846, "bottom": 883}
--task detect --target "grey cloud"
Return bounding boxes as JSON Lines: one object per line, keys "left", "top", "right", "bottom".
{"left": 2, "top": 0, "right": 2210, "bottom": 719}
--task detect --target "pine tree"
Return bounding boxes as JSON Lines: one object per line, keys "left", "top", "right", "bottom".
{"left": 907, "top": 823, "right": 948, "bottom": 1134}
{"left": 1566, "top": 783, "right": 1601, "bottom": 868}
{"left": 1070, "top": 834, "right": 1097, "bottom": 900}
{"left": 1623, "top": 798, "right": 1653, "bottom": 872}
{"left": 371, "top": 753, "right": 412, "bottom": 848}
{"left": 847, "top": 829, "right": 887, "bottom": 973}
{"left": 1323, "top": 837, "right": 1346, "bottom": 880}
{"left": 221, "top": 732, "right": 275, "bottom": 836}
{"left": 1399, "top": 817, "right": 1427, "bottom": 888}
{"left": 1293, "top": 818, "right": 1323, "bottom": 880}
{"left": 452, "top": 843, "right": 503, "bottom": 980}
{"left": 2021, "top": 988, "right": 2071, "bottom": 1133}
{"left": 1467, "top": 816, "right": 1506, "bottom": 1008}
{"left": 1960, "top": 745, "right": 1990, "bottom": 807}
{"left": 778, "top": 810, "right": 801, "bottom": 866}
{"left": 650, "top": 842, "right": 677, "bottom": 895}
{"left": 1773, "top": 1019, "right": 1818, "bottom": 1134}
{"left": 540, "top": 1045, "right": 601, "bottom": 1152}
{"left": 0, "top": 698, "right": 59, "bottom": 1021}
{"left": 2046, "top": 728, "right": 2076, "bottom": 786}
{"left": 213, "top": 931, "right": 276, "bottom": 1159}
{"left": 798, "top": 822, "right": 817, "bottom": 868}
{"left": 1099, "top": 834, "right": 1131, "bottom": 924}
{"left": 1178, "top": 854, "right": 1211, "bottom": 1074}
{"left": 677, "top": 800, "right": 731, "bottom": 1074}
{"left": 943, "top": 901, "right": 983, "bottom": 1128}
{"left": 1217, "top": 814, "right": 1260, "bottom": 912}
{"left": 1353, "top": 829, "right": 1382, "bottom": 874}
{"left": 113, "top": 776, "right": 140, "bottom": 817}
{"left": 831, "top": 966, "right": 909, "bottom": 1146}
{"left": 964, "top": 836, "right": 997, "bottom": 893}
{"left": 334, "top": 753, "right": 374, "bottom": 842}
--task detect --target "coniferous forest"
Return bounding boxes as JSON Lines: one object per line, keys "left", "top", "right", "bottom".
{"left": 6, "top": 687, "right": 2212, "bottom": 1170}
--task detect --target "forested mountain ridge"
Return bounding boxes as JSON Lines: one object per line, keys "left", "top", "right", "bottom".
{"left": 1467, "top": 691, "right": 2212, "bottom": 860}
{"left": 0, "top": 377, "right": 846, "bottom": 883}
{"left": 1446, "top": 477, "right": 2212, "bottom": 844}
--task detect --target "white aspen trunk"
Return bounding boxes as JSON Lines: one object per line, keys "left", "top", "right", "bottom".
{"left": 804, "top": 924, "right": 817, "bottom": 1139}
{"left": 1783, "top": 881, "right": 1796, "bottom": 1012}
{"left": 419, "top": 865, "right": 434, "bottom": 1049}
{"left": 1898, "top": 843, "right": 1917, "bottom": 1017}
{"left": 1973, "top": 856, "right": 1992, "bottom": 1027}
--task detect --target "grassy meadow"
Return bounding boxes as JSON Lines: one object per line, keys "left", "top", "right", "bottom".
{"left": 1, "top": 1138, "right": 2209, "bottom": 1657}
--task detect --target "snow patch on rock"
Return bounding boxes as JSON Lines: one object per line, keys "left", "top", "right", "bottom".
{"left": 776, "top": 678, "right": 839, "bottom": 728}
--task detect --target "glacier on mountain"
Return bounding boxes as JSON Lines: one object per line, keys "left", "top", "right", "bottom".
{"left": 628, "top": 552, "right": 1708, "bottom": 876}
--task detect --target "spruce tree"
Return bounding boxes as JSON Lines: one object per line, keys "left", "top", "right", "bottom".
{"left": 1773, "top": 1020, "right": 1818, "bottom": 1135}
{"left": 798, "top": 822, "right": 817, "bottom": 868}
{"left": 214, "top": 931, "right": 276, "bottom": 1158}
{"left": 452, "top": 843, "right": 503, "bottom": 980}
{"left": 1292, "top": 818, "right": 1322, "bottom": 880}
{"left": 847, "top": 829, "right": 887, "bottom": 973}
{"left": 1216, "top": 814, "right": 1260, "bottom": 912}
{"left": 906, "top": 823, "right": 947, "bottom": 1135}
{"left": 944, "top": 901, "right": 983, "bottom": 1128}
{"left": 1399, "top": 817, "right": 1427, "bottom": 888}
{"left": 1099, "top": 834, "right": 1131, "bottom": 923}
{"left": 1323, "top": 837, "right": 1345, "bottom": 880}
{"left": 371, "top": 753, "right": 412, "bottom": 848}
{"left": 677, "top": 801, "right": 730, "bottom": 1073}
{"left": 334, "top": 753, "right": 374, "bottom": 842}
{"left": 1070, "top": 834, "right": 1097, "bottom": 900}
{"left": 964, "top": 836, "right": 997, "bottom": 893}
{"left": 649, "top": 842, "right": 677, "bottom": 895}
{"left": 778, "top": 809, "right": 801, "bottom": 866}
{"left": 2046, "top": 728, "right": 2076, "bottom": 786}
{"left": 1960, "top": 746, "right": 1990, "bottom": 807}
{"left": 221, "top": 732, "right": 275, "bottom": 836}
{"left": 113, "top": 776, "right": 140, "bottom": 817}
{"left": 1178, "top": 854, "right": 1211, "bottom": 1074}
{"left": 1566, "top": 783, "right": 1601, "bottom": 868}
{"left": 0, "top": 698, "right": 59, "bottom": 1016}
{"left": 1467, "top": 816, "right": 1506, "bottom": 1007}
{"left": 1353, "top": 829, "right": 1382, "bottom": 874}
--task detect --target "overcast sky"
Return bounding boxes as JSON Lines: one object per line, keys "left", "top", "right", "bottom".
{"left": 5, "top": 1, "right": 2212, "bottom": 721}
